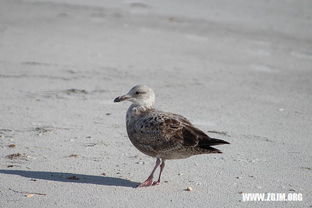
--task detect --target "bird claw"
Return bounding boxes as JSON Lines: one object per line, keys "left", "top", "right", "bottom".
{"left": 137, "top": 179, "right": 161, "bottom": 187}
{"left": 137, "top": 179, "right": 153, "bottom": 188}
{"left": 152, "top": 181, "right": 160, "bottom": 186}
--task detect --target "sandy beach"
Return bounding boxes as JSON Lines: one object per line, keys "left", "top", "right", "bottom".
{"left": 0, "top": 0, "right": 311, "bottom": 207}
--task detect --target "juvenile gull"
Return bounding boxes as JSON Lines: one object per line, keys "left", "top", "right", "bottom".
{"left": 114, "top": 85, "right": 229, "bottom": 187}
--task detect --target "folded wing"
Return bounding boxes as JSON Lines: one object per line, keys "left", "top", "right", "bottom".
{"left": 135, "top": 111, "right": 229, "bottom": 154}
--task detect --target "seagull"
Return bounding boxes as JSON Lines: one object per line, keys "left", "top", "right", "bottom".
{"left": 114, "top": 85, "right": 229, "bottom": 187}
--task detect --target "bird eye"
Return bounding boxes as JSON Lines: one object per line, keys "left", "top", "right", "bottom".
{"left": 135, "top": 91, "right": 146, "bottom": 95}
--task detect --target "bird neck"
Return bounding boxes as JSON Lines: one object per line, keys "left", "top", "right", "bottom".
{"left": 126, "top": 104, "right": 154, "bottom": 127}
{"left": 131, "top": 99, "right": 155, "bottom": 108}
{"left": 128, "top": 104, "right": 154, "bottom": 115}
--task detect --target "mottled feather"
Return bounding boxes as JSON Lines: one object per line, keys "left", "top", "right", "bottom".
{"left": 115, "top": 85, "right": 229, "bottom": 187}
{"left": 126, "top": 107, "right": 229, "bottom": 160}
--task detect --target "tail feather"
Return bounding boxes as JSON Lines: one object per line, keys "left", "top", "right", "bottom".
{"left": 197, "top": 146, "right": 222, "bottom": 154}
{"left": 197, "top": 137, "right": 229, "bottom": 153}
{"left": 203, "top": 146, "right": 223, "bottom": 153}
{"left": 208, "top": 137, "right": 230, "bottom": 146}
{"left": 182, "top": 125, "right": 229, "bottom": 153}
{"left": 199, "top": 137, "right": 230, "bottom": 147}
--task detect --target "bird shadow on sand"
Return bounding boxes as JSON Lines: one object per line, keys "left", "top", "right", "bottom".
{"left": 0, "top": 169, "right": 139, "bottom": 188}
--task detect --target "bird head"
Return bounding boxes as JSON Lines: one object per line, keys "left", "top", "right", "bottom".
{"left": 114, "top": 85, "right": 155, "bottom": 107}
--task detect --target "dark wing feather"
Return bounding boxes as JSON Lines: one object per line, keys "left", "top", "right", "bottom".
{"left": 133, "top": 111, "right": 229, "bottom": 155}
{"left": 158, "top": 112, "right": 229, "bottom": 149}
{"left": 181, "top": 125, "right": 229, "bottom": 147}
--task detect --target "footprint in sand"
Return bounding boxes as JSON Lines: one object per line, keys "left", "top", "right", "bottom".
{"left": 290, "top": 50, "right": 312, "bottom": 60}
{"left": 128, "top": 1, "right": 150, "bottom": 15}
{"left": 245, "top": 40, "right": 272, "bottom": 56}
{"left": 185, "top": 34, "right": 208, "bottom": 42}
{"left": 250, "top": 64, "right": 279, "bottom": 73}
{"left": 246, "top": 48, "right": 271, "bottom": 56}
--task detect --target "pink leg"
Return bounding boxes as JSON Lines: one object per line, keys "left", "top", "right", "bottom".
{"left": 137, "top": 158, "right": 161, "bottom": 188}
{"left": 153, "top": 159, "right": 165, "bottom": 186}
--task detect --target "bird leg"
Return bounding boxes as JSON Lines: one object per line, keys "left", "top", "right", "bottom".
{"left": 137, "top": 158, "right": 161, "bottom": 187}
{"left": 153, "top": 159, "right": 165, "bottom": 186}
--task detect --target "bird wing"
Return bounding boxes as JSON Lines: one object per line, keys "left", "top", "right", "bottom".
{"left": 133, "top": 111, "right": 229, "bottom": 152}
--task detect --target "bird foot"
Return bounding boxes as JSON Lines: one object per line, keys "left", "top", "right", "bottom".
{"left": 137, "top": 179, "right": 153, "bottom": 188}
{"left": 152, "top": 181, "right": 160, "bottom": 186}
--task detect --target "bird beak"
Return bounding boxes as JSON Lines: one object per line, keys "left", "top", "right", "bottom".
{"left": 114, "top": 94, "right": 131, "bottom": 103}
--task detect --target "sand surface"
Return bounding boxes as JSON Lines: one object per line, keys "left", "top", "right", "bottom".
{"left": 0, "top": 0, "right": 312, "bottom": 207}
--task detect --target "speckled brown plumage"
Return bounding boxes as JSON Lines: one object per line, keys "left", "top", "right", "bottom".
{"left": 126, "top": 106, "right": 229, "bottom": 160}
{"left": 114, "top": 85, "right": 229, "bottom": 187}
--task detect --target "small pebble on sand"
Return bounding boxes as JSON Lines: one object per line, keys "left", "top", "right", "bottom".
{"left": 185, "top": 187, "right": 193, "bottom": 191}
